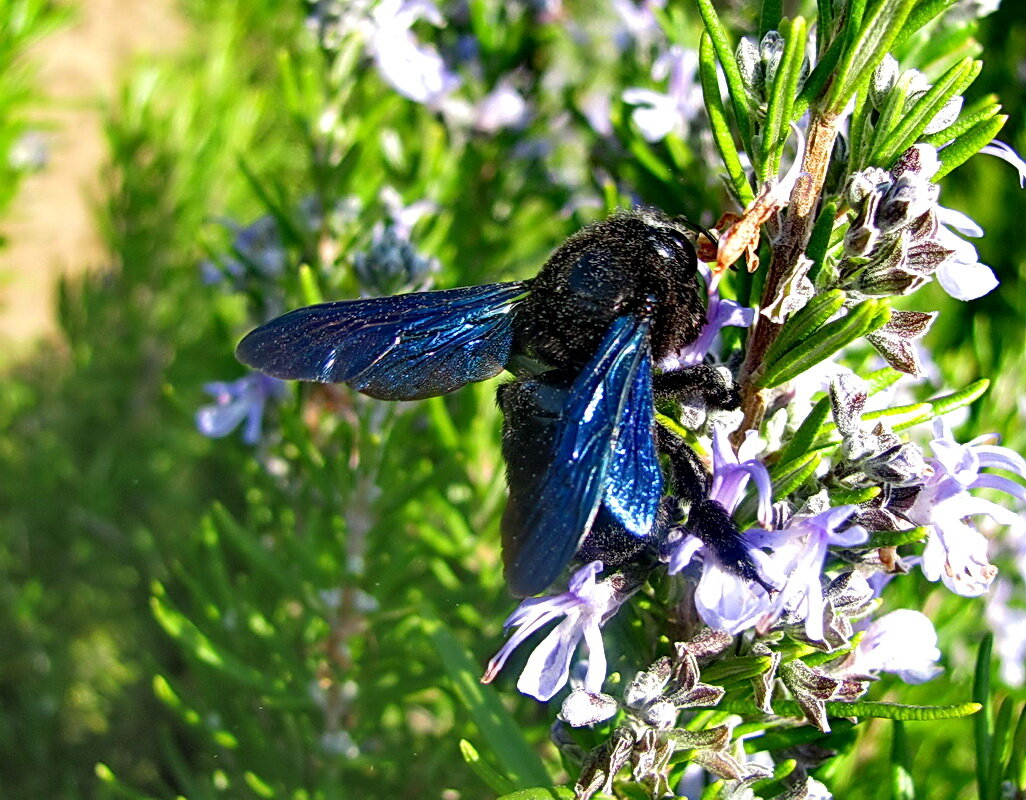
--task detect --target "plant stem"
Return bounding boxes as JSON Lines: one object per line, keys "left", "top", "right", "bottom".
{"left": 733, "top": 111, "right": 842, "bottom": 444}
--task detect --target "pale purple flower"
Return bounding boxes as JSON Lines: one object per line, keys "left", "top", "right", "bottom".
{"left": 8, "top": 130, "right": 49, "bottom": 171}
{"left": 196, "top": 373, "right": 287, "bottom": 445}
{"left": 364, "top": 0, "right": 460, "bottom": 108}
{"left": 910, "top": 419, "right": 1026, "bottom": 597}
{"left": 934, "top": 206, "right": 999, "bottom": 301}
{"left": 708, "top": 427, "right": 774, "bottom": 526}
{"left": 753, "top": 504, "right": 867, "bottom": 642}
{"left": 470, "top": 78, "right": 531, "bottom": 133}
{"left": 662, "top": 265, "right": 755, "bottom": 370}
{"left": 842, "top": 144, "right": 1001, "bottom": 301}
{"left": 610, "top": 0, "right": 666, "bottom": 50}
{"left": 580, "top": 91, "right": 613, "bottom": 137}
{"left": 847, "top": 610, "right": 943, "bottom": 684}
{"left": 985, "top": 580, "right": 1026, "bottom": 686}
{"left": 481, "top": 562, "right": 631, "bottom": 701}
{"left": 667, "top": 427, "right": 780, "bottom": 633}
{"left": 622, "top": 47, "right": 702, "bottom": 142}
{"left": 910, "top": 143, "right": 1001, "bottom": 301}
{"left": 979, "top": 140, "right": 1026, "bottom": 188}
{"left": 379, "top": 186, "right": 437, "bottom": 238}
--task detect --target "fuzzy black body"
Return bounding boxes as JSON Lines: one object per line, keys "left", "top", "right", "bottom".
{"left": 498, "top": 369, "right": 660, "bottom": 595}
{"left": 236, "top": 206, "right": 764, "bottom": 597}
{"left": 497, "top": 372, "right": 575, "bottom": 584}
{"left": 512, "top": 211, "right": 706, "bottom": 370}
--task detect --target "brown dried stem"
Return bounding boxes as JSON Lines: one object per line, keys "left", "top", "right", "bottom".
{"left": 732, "top": 111, "right": 842, "bottom": 445}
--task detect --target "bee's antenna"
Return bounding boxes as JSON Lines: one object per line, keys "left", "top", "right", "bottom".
{"left": 671, "top": 214, "right": 717, "bottom": 246}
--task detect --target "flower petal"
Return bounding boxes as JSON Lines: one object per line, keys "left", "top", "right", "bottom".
{"left": 196, "top": 400, "right": 250, "bottom": 439}
{"left": 936, "top": 258, "right": 999, "bottom": 301}
{"left": 517, "top": 616, "right": 585, "bottom": 701}
{"left": 979, "top": 140, "right": 1026, "bottom": 189}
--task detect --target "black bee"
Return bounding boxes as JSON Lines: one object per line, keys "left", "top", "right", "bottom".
{"left": 236, "top": 209, "right": 762, "bottom": 596}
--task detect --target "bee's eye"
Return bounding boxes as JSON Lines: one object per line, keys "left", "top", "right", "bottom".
{"left": 651, "top": 228, "right": 695, "bottom": 264}
{"left": 666, "top": 228, "right": 696, "bottom": 251}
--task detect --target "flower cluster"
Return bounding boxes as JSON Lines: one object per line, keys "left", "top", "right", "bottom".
{"left": 203, "top": 3, "right": 1026, "bottom": 796}
{"left": 474, "top": 90, "right": 1025, "bottom": 800}
{"left": 837, "top": 145, "right": 998, "bottom": 302}
{"left": 318, "top": 0, "right": 531, "bottom": 132}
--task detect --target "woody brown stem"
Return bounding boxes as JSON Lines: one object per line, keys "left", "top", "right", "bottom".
{"left": 732, "top": 112, "right": 842, "bottom": 446}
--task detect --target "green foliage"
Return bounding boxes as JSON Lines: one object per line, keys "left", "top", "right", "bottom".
{"left": 0, "top": 0, "right": 70, "bottom": 226}
{"left": 0, "top": 0, "right": 1024, "bottom": 799}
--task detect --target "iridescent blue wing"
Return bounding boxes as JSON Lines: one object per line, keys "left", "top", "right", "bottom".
{"left": 601, "top": 347, "right": 662, "bottom": 535}
{"left": 502, "top": 315, "right": 660, "bottom": 597}
{"left": 236, "top": 282, "right": 529, "bottom": 401}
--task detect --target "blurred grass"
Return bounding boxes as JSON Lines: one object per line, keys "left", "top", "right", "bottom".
{"left": 0, "top": 0, "right": 72, "bottom": 234}
{"left": 0, "top": 1, "right": 1022, "bottom": 798}
{"left": 0, "top": 2, "right": 307, "bottom": 795}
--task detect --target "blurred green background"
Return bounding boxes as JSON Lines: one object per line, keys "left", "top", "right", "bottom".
{"left": 0, "top": 1, "right": 1023, "bottom": 798}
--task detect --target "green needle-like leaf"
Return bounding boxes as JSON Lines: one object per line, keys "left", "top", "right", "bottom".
{"left": 923, "top": 97, "right": 1002, "bottom": 149}
{"left": 780, "top": 396, "right": 831, "bottom": 464}
{"left": 759, "top": 0, "right": 782, "bottom": 39}
{"left": 298, "top": 263, "right": 323, "bottom": 305}
{"left": 974, "top": 634, "right": 994, "bottom": 800}
{"left": 750, "top": 759, "right": 799, "bottom": 796}
{"left": 927, "top": 379, "right": 990, "bottom": 417}
{"left": 826, "top": 0, "right": 917, "bottom": 114}
{"left": 793, "top": 699, "right": 982, "bottom": 721}
{"left": 805, "top": 200, "right": 838, "bottom": 284}
{"left": 894, "top": 0, "right": 962, "bottom": 48}
{"left": 829, "top": 485, "right": 880, "bottom": 506}
{"left": 935, "top": 114, "right": 1008, "bottom": 180}
{"left": 764, "top": 289, "right": 847, "bottom": 366}
{"left": 461, "top": 739, "right": 517, "bottom": 795}
{"left": 150, "top": 582, "right": 280, "bottom": 692}
{"left": 861, "top": 402, "right": 933, "bottom": 431}
{"left": 94, "top": 764, "right": 161, "bottom": 800}
{"left": 718, "top": 697, "right": 980, "bottom": 721}
{"left": 770, "top": 452, "right": 821, "bottom": 501}
{"left": 758, "top": 299, "right": 890, "bottom": 388}
{"left": 811, "top": 401, "right": 932, "bottom": 449}
{"left": 759, "top": 16, "right": 807, "bottom": 181}
{"left": 496, "top": 789, "right": 575, "bottom": 800}
{"left": 422, "top": 617, "right": 550, "bottom": 790}
{"left": 794, "top": 37, "right": 844, "bottom": 119}
{"left": 848, "top": 83, "right": 874, "bottom": 170}
{"left": 816, "top": 0, "right": 833, "bottom": 43}
{"left": 988, "top": 699, "right": 1017, "bottom": 800}
{"left": 699, "top": 33, "right": 754, "bottom": 205}
{"left": 746, "top": 719, "right": 857, "bottom": 753}
{"left": 1012, "top": 704, "right": 1026, "bottom": 793}
{"left": 804, "top": 636, "right": 861, "bottom": 667}
{"left": 702, "top": 655, "right": 775, "bottom": 686}
{"left": 866, "top": 527, "right": 928, "bottom": 549}
{"left": 696, "top": 0, "right": 753, "bottom": 148}
{"left": 891, "top": 722, "right": 916, "bottom": 800}
{"left": 874, "top": 58, "right": 980, "bottom": 167}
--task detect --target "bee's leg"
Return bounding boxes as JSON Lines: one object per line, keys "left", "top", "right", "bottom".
{"left": 653, "top": 364, "right": 740, "bottom": 412}
{"left": 655, "top": 423, "right": 710, "bottom": 504}
{"left": 656, "top": 424, "right": 775, "bottom": 592}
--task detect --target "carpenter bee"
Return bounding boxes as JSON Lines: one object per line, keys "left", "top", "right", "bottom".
{"left": 236, "top": 209, "right": 763, "bottom": 596}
